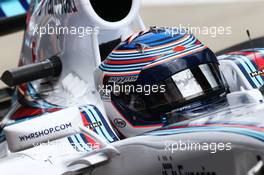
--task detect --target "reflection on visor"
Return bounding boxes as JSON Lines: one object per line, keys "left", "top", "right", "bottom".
{"left": 112, "top": 63, "right": 226, "bottom": 120}
{"left": 172, "top": 64, "right": 220, "bottom": 99}
{"left": 199, "top": 64, "right": 218, "bottom": 89}
{"left": 172, "top": 69, "right": 203, "bottom": 98}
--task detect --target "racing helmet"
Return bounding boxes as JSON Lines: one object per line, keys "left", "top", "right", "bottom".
{"left": 96, "top": 27, "right": 228, "bottom": 137}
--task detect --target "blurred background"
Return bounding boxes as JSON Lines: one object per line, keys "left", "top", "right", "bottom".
{"left": 0, "top": 0, "right": 264, "bottom": 89}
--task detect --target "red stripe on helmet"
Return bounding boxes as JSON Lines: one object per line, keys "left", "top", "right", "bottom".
{"left": 105, "top": 56, "right": 159, "bottom": 65}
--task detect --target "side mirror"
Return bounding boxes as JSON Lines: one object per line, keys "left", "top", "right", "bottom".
{"left": 1, "top": 56, "right": 62, "bottom": 87}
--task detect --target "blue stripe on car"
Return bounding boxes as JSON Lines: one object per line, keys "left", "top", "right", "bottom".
{"left": 238, "top": 55, "right": 264, "bottom": 86}
{"left": 90, "top": 106, "right": 119, "bottom": 141}
{"left": 228, "top": 56, "right": 260, "bottom": 88}
{"left": 19, "top": 0, "right": 29, "bottom": 11}
{"left": 0, "top": 8, "right": 5, "bottom": 17}
{"left": 148, "top": 126, "right": 264, "bottom": 142}
{"left": 0, "top": 0, "right": 26, "bottom": 17}
{"left": 82, "top": 107, "right": 111, "bottom": 142}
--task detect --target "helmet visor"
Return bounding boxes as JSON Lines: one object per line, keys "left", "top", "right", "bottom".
{"left": 111, "top": 63, "right": 227, "bottom": 119}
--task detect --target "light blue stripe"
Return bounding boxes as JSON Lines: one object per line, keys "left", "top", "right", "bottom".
{"left": 231, "top": 56, "right": 261, "bottom": 87}
{"left": 109, "top": 35, "right": 194, "bottom": 59}
{"left": 220, "top": 54, "right": 264, "bottom": 87}
{"left": 155, "top": 44, "right": 204, "bottom": 62}
{"left": 101, "top": 61, "right": 150, "bottom": 68}
{"left": 109, "top": 35, "right": 195, "bottom": 59}
{"left": 87, "top": 106, "right": 114, "bottom": 142}
{"left": 82, "top": 107, "right": 108, "bottom": 142}
{"left": 75, "top": 134, "right": 92, "bottom": 151}
{"left": 100, "top": 66, "right": 142, "bottom": 72}
{"left": 1, "top": 1, "right": 26, "bottom": 17}
{"left": 238, "top": 55, "right": 264, "bottom": 85}
{"left": 70, "top": 135, "right": 86, "bottom": 152}
{"left": 217, "top": 55, "right": 230, "bottom": 60}
{"left": 101, "top": 44, "right": 205, "bottom": 72}
{"left": 243, "top": 48, "right": 264, "bottom": 52}
{"left": 254, "top": 48, "right": 264, "bottom": 52}
{"left": 27, "top": 0, "right": 31, "bottom": 5}
{"left": 109, "top": 49, "right": 165, "bottom": 60}
{"left": 142, "top": 34, "right": 185, "bottom": 47}
{"left": 149, "top": 126, "right": 264, "bottom": 141}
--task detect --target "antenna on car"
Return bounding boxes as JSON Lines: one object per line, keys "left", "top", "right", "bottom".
{"left": 246, "top": 29, "right": 258, "bottom": 61}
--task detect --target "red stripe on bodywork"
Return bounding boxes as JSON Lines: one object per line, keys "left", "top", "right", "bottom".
{"left": 81, "top": 113, "right": 89, "bottom": 126}
{"left": 230, "top": 51, "right": 264, "bottom": 70}
{"left": 80, "top": 113, "right": 100, "bottom": 148}
{"left": 11, "top": 107, "right": 61, "bottom": 120}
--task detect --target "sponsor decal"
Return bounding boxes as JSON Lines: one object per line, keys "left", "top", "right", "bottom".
{"left": 38, "top": 0, "right": 78, "bottom": 15}
{"left": 18, "top": 123, "right": 72, "bottom": 142}
{"left": 88, "top": 121, "right": 102, "bottom": 130}
{"left": 158, "top": 155, "right": 217, "bottom": 175}
{"left": 114, "top": 118, "right": 127, "bottom": 128}
{"left": 250, "top": 69, "right": 264, "bottom": 77}
{"left": 176, "top": 165, "right": 216, "bottom": 175}
{"left": 108, "top": 76, "right": 138, "bottom": 84}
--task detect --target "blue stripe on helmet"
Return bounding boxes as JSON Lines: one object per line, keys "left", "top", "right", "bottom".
{"left": 143, "top": 35, "right": 185, "bottom": 47}
{"left": 109, "top": 35, "right": 196, "bottom": 60}
{"left": 101, "top": 61, "right": 150, "bottom": 69}
{"left": 110, "top": 35, "right": 194, "bottom": 58}
{"left": 101, "top": 44, "right": 205, "bottom": 72}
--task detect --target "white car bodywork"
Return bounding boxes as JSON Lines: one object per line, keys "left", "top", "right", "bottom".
{"left": 1, "top": 0, "right": 264, "bottom": 175}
